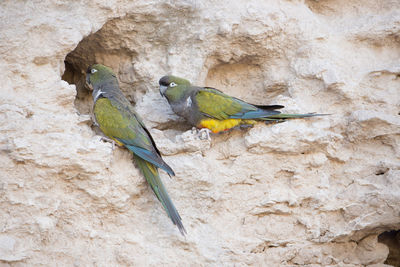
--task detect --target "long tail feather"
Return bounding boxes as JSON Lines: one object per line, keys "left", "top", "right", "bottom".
{"left": 133, "top": 155, "right": 186, "bottom": 235}
{"left": 261, "top": 113, "right": 329, "bottom": 121}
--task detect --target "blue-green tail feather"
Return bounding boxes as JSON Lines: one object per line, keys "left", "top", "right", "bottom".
{"left": 261, "top": 113, "right": 329, "bottom": 121}
{"left": 133, "top": 155, "right": 186, "bottom": 236}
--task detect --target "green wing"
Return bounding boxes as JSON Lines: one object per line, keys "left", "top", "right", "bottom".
{"left": 195, "top": 87, "right": 258, "bottom": 120}
{"left": 94, "top": 97, "right": 174, "bottom": 175}
{"left": 94, "top": 97, "right": 148, "bottom": 147}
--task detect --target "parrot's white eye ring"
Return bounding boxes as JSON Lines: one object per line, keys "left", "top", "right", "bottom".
{"left": 169, "top": 82, "right": 177, "bottom": 87}
{"left": 91, "top": 69, "right": 98, "bottom": 74}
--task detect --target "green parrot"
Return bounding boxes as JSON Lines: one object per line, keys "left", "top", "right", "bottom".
{"left": 86, "top": 64, "right": 185, "bottom": 235}
{"left": 159, "top": 75, "right": 326, "bottom": 134}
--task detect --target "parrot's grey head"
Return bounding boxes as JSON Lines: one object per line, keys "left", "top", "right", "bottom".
{"left": 86, "top": 64, "right": 118, "bottom": 102}
{"left": 159, "top": 75, "right": 191, "bottom": 98}
{"left": 86, "top": 64, "right": 116, "bottom": 88}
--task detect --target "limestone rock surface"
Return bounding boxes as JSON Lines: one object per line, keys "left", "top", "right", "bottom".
{"left": 1, "top": 0, "right": 399, "bottom": 266}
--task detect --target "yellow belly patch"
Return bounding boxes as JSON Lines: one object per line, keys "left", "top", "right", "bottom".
{"left": 198, "top": 119, "right": 258, "bottom": 133}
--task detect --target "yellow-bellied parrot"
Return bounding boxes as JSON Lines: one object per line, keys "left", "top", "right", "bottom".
{"left": 159, "top": 75, "right": 326, "bottom": 135}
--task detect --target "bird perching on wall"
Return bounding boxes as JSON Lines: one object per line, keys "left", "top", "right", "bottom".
{"left": 159, "top": 75, "right": 327, "bottom": 138}
{"left": 86, "top": 64, "right": 186, "bottom": 236}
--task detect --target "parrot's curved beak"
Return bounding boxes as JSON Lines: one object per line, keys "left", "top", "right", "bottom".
{"left": 159, "top": 85, "right": 167, "bottom": 97}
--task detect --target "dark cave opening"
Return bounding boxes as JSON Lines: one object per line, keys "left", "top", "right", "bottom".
{"left": 60, "top": 16, "right": 192, "bottom": 136}
{"left": 62, "top": 60, "right": 92, "bottom": 115}
{"left": 60, "top": 18, "right": 142, "bottom": 117}
{"left": 378, "top": 230, "right": 400, "bottom": 266}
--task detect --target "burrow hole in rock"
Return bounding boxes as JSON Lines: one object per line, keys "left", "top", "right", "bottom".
{"left": 61, "top": 18, "right": 144, "bottom": 117}
{"left": 378, "top": 230, "right": 400, "bottom": 266}
{"left": 375, "top": 168, "right": 389, "bottom": 176}
{"left": 60, "top": 16, "right": 200, "bottom": 136}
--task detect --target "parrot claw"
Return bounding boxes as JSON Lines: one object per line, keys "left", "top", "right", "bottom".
{"left": 100, "top": 136, "right": 117, "bottom": 150}
{"left": 90, "top": 114, "right": 99, "bottom": 127}
{"left": 198, "top": 128, "right": 212, "bottom": 141}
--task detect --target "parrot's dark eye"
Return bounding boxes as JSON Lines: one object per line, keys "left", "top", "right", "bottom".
{"left": 170, "top": 82, "right": 177, "bottom": 87}
{"left": 91, "top": 69, "right": 98, "bottom": 74}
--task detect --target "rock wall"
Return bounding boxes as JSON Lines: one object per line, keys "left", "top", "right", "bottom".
{"left": 1, "top": 0, "right": 399, "bottom": 265}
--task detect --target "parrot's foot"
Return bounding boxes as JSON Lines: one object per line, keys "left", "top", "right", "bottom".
{"left": 198, "top": 128, "right": 212, "bottom": 141}
{"left": 100, "top": 136, "right": 117, "bottom": 150}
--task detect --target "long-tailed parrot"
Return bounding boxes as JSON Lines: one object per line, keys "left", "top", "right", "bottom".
{"left": 159, "top": 75, "right": 326, "bottom": 134}
{"left": 86, "top": 64, "right": 186, "bottom": 235}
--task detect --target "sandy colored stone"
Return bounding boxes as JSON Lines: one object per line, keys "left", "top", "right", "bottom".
{"left": 0, "top": 0, "right": 399, "bottom": 266}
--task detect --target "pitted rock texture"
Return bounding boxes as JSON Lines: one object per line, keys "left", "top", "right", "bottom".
{"left": 1, "top": 0, "right": 399, "bottom": 266}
